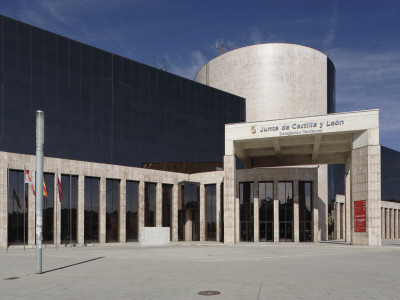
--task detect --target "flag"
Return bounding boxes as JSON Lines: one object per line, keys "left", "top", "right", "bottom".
{"left": 24, "top": 168, "right": 36, "bottom": 196}
{"left": 13, "top": 188, "right": 21, "bottom": 209}
{"left": 43, "top": 179, "right": 48, "bottom": 198}
{"left": 57, "top": 175, "right": 62, "bottom": 203}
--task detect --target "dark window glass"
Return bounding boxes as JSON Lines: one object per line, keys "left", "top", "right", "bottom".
{"left": 179, "top": 183, "right": 200, "bottom": 241}
{"left": 7, "top": 170, "right": 28, "bottom": 245}
{"left": 1, "top": 16, "right": 246, "bottom": 169}
{"left": 43, "top": 173, "right": 54, "bottom": 243}
{"left": 299, "top": 182, "right": 312, "bottom": 242}
{"left": 84, "top": 177, "right": 99, "bottom": 243}
{"left": 220, "top": 183, "right": 224, "bottom": 243}
{"left": 61, "top": 175, "right": 78, "bottom": 244}
{"left": 162, "top": 184, "right": 172, "bottom": 228}
{"left": 106, "top": 179, "right": 119, "bottom": 242}
{"left": 259, "top": 182, "right": 273, "bottom": 242}
{"left": 145, "top": 182, "right": 155, "bottom": 227}
{"left": 278, "top": 182, "right": 293, "bottom": 242}
{"left": 206, "top": 184, "right": 216, "bottom": 241}
{"left": 240, "top": 182, "right": 254, "bottom": 242}
{"left": 126, "top": 180, "right": 138, "bottom": 241}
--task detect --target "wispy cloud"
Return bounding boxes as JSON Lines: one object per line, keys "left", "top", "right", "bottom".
{"left": 323, "top": 3, "right": 337, "bottom": 48}
{"left": 165, "top": 50, "right": 207, "bottom": 79}
{"left": 331, "top": 48, "right": 400, "bottom": 149}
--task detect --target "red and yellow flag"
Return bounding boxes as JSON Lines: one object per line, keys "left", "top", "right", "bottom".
{"left": 43, "top": 179, "right": 48, "bottom": 198}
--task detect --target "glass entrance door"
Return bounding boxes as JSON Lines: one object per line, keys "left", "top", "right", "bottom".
{"left": 279, "top": 182, "right": 293, "bottom": 242}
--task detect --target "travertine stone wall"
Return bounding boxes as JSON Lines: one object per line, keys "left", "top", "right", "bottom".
{"left": 223, "top": 155, "right": 236, "bottom": 244}
{"left": 195, "top": 44, "right": 329, "bottom": 122}
{"left": 351, "top": 146, "right": 381, "bottom": 246}
{"left": 381, "top": 201, "right": 400, "bottom": 240}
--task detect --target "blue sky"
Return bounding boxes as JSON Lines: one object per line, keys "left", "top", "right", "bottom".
{"left": 2, "top": 0, "right": 400, "bottom": 150}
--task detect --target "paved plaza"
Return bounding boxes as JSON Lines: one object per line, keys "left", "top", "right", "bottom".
{"left": 1, "top": 242, "right": 399, "bottom": 299}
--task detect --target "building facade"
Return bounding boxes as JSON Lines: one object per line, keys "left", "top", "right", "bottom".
{"left": 1, "top": 16, "right": 399, "bottom": 248}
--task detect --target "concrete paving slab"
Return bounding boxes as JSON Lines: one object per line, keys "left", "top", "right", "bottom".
{"left": 0, "top": 243, "right": 399, "bottom": 299}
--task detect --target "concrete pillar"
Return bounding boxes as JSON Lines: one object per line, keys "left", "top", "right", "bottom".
{"left": 28, "top": 170, "right": 36, "bottom": 245}
{"left": 235, "top": 181, "right": 240, "bottom": 243}
{"left": 138, "top": 181, "right": 145, "bottom": 228}
{"left": 119, "top": 179, "right": 126, "bottom": 243}
{"left": 334, "top": 202, "right": 340, "bottom": 240}
{"left": 273, "top": 180, "right": 279, "bottom": 242}
{"left": 395, "top": 209, "right": 399, "bottom": 240}
{"left": 340, "top": 203, "right": 345, "bottom": 239}
{"left": 171, "top": 183, "right": 178, "bottom": 242}
{"left": 345, "top": 159, "right": 351, "bottom": 242}
{"left": 390, "top": 209, "right": 394, "bottom": 239}
{"left": 318, "top": 164, "right": 328, "bottom": 241}
{"left": 312, "top": 179, "right": 319, "bottom": 242}
{"left": 216, "top": 183, "right": 221, "bottom": 242}
{"left": 351, "top": 145, "right": 381, "bottom": 246}
{"left": 0, "top": 158, "right": 8, "bottom": 248}
{"left": 253, "top": 181, "right": 259, "bottom": 243}
{"left": 155, "top": 182, "right": 162, "bottom": 227}
{"left": 223, "top": 155, "right": 236, "bottom": 244}
{"left": 200, "top": 184, "right": 206, "bottom": 241}
{"left": 99, "top": 177, "right": 106, "bottom": 243}
{"left": 385, "top": 208, "right": 390, "bottom": 239}
{"left": 381, "top": 208, "right": 385, "bottom": 240}
{"left": 293, "top": 180, "right": 299, "bottom": 243}
{"left": 77, "top": 175, "right": 84, "bottom": 244}
{"left": 184, "top": 210, "right": 192, "bottom": 241}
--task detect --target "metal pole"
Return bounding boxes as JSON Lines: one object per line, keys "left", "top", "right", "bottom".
{"left": 24, "top": 164, "right": 26, "bottom": 251}
{"left": 35, "top": 110, "right": 44, "bottom": 274}
{"left": 6, "top": 164, "right": 9, "bottom": 252}
{"left": 55, "top": 169, "right": 57, "bottom": 249}
{"left": 69, "top": 171, "right": 72, "bottom": 248}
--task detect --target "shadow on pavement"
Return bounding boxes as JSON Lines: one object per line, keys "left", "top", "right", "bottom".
{"left": 42, "top": 256, "right": 105, "bottom": 274}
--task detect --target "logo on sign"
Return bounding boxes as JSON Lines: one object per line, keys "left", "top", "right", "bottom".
{"left": 251, "top": 126, "right": 256, "bottom": 134}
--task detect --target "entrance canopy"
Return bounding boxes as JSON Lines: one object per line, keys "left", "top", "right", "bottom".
{"left": 223, "top": 110, "right": 382, "bottom": 246}
{"left": 225, "top": 110, "right": 380, "bottom": 168}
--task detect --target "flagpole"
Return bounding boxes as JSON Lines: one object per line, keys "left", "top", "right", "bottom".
{"left": 70, "top": 171, "right": 72, "bottom": 248}
{"left": 55, "top": 170, "right": 58, "bottom": 250}
{"left": 6, "top": 164, "right": 9, "bottom": 252}
{"left": 23, "top": 165, "right": 26, "bottom": 251}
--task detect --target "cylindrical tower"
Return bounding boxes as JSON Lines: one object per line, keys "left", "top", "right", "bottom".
{"left": 195, "top": 43, "right": 335, "bottom": 122}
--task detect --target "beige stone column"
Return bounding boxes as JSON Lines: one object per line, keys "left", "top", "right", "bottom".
{"left": 381, "top": 208, "right": 385, "bottom": 240}
{"left": 273, "top": 180, "right": 279, "bottom": 242}
{"left": 351, "top": 145, "right": 381, "bottom": 246}
{"left": 223, "top": 155, "right": 236, "bottom": 244}
{"left": 385, "top": 208, "right": 390, "bottom": 239}
{"left": 312, "top": 179, "right": 319, "bottom": 242}
{"left": 171, "top": 184, "right": 178, "bottom": 242}
{"left": 345, "top": 160, "right": 351, "bottom": 242}
{"left": 200, "top": 184, "right": 206, "bottom": 241}
{"left": 138, "top": 181, "right": 145, "bottom": 228}
{"left": 185, "top": 210, "right": 192, "bottom": 241}
{"left": 334, "top": 202, "right": 340, "bottom": 240}
{"left": 119, "top": 179, "right": 126, "bottom": 243}
{"left": 99, "top": 176, "right": 106, "bottom": 243}
{"left": 28, "top": 170, "right": 36, "bottom": 245}
{"left": 394, "top": 209, "right": 399, "bottom": 239}
{"left": 0, "top": 157, "right": 8, "bottom": 248}
{"left": 293, "top": 181, "right": 299, "bottom": 243}
{"left": 235, "top": 181, "right": 240, "bottom": 242}
{"left": 216, "top": 183, "right": 221, "bottom": 242}
{"left": 340, "top": 203, "right": 345, "bottom": 239}
{"left": 156, "top": 182, "right": 162, "bottom": 227}
{"left": 253, "top": 181, "right": 259, "bottom": 243}
{"left": 318, "top": 165, "right": 328, "bottom": 241}
{"left": 390, "top": 209, "right": 394, "bottom": 239}
{"left": 77, "top": 175, "right": 84, "bottom": 244}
